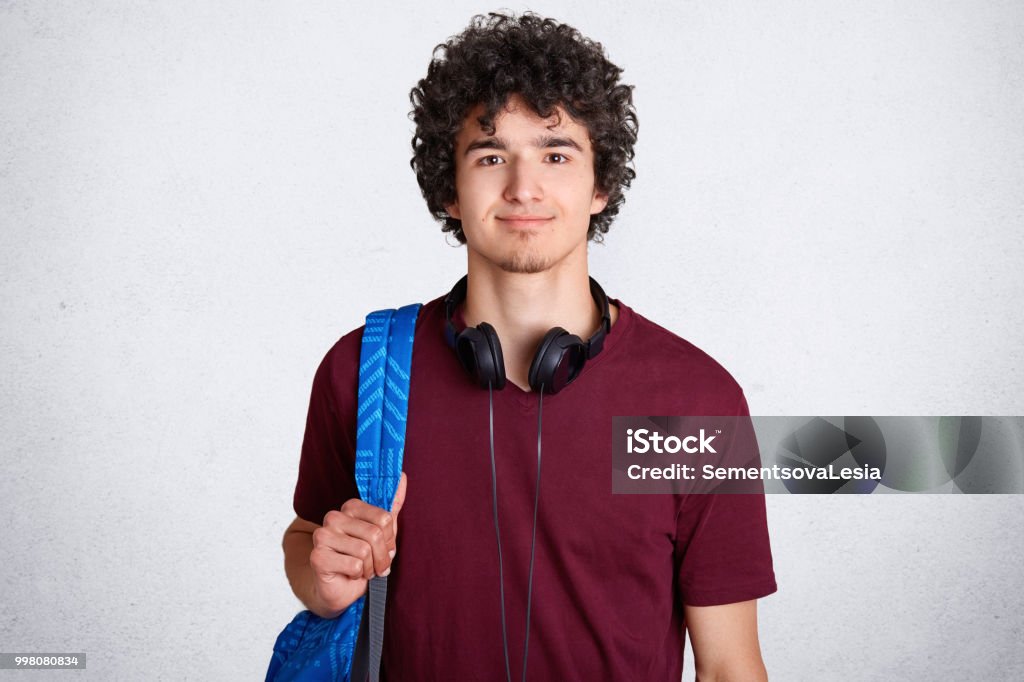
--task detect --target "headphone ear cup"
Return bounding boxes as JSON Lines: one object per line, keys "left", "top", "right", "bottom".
{"left": 454, "top": 326, "right": 485, "bottom": 387}
{"left": 455, "top": 323, "right": 506, "bottom": 390}
{"left": 528, "top": 327, "right": 586, "bottom": 394}
{"left": 477, "top": 322, "right": 506, "bottom": 390}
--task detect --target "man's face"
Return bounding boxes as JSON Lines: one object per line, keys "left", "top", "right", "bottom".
{"left": 445, "top": 95, "right": 608, "bottom": 275}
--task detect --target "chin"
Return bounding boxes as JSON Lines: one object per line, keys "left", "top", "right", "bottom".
{"left": 498, "top": 252, "right": 552, "bottom": 274}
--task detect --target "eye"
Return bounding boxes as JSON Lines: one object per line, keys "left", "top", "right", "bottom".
{"left": 478, "top": 155, "right": 504, "bottom": 166}
{"left": 546, "top": 153, "right": 569, "bottom": 164}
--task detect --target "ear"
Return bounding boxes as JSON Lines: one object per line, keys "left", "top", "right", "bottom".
{"left": 445, "top": 200, "right": 462, "bottom": 220}
{"left": 590, "top": 190, "right": 609, "bottom": 215}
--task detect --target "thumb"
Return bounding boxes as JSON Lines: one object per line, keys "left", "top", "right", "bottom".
{"left": 391, "top": 472, "right": 408, "bottom": 517}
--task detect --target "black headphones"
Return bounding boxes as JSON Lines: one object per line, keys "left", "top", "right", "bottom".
{"left": 443, "top": 276, "right": 612, "bottom": 394}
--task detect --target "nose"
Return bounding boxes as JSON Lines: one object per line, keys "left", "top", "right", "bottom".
{"left": 502, "top": 159, "right": 544, "bottom": 204}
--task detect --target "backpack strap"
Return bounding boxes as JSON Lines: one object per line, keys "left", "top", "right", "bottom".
{"left": 265, "top": 304, "right": 420, "bottom": 682}
{"left": 354, "top": 309, "right": 392, "bottom": 506}
{"left": 353, "top": 303, "right": 420, "bottom": 682}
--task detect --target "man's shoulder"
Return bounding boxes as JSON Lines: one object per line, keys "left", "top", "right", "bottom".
{"left": 624, "top": 304, "right": 739, "bottom": 375}
{"left": 316, "top": 294, "right": 446, "bottom": 368}
{"left": 616, "top": 302, "right": 747, "bottom": 409}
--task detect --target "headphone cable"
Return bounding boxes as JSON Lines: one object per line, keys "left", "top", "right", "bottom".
{"left": 488, "top": 381, "right": 544, "bottom": 682}
{"left": 488, "top": 381, "right": 512, "bottom": 682}
{"left": 522, "top": 385, "right": 543, "bottom": 681}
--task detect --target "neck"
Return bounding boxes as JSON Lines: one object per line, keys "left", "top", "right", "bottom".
{"left": 461, "top": 250, "right": 616, "bottom": 391}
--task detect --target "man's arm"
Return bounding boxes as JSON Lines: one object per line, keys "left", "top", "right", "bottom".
{"left": 685, "top": 600, "right": 768, "bottom": 682}
{"left": 283, "top": 517, "right": 354, "bottom": 619}
{"left": 282, "top": 473, "right": 407, "bottom": 619}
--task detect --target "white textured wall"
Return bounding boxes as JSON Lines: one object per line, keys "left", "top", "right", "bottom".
{"left": 1, "top": 1, "right": 1022, "bottom": 679}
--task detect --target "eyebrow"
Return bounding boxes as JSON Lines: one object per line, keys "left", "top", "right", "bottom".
{"left": 463, "top": 134, "right": 584, "bottom": 156}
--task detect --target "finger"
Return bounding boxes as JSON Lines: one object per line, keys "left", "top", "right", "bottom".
{"left": 390, "top": 473, "right": 408, "bottom": 549}
{"left": 312, "top": 527, "right": 376, "bottom": 579}
{"left": 310, "top": 544, "right": 368, "bottom": 581}
{"left": 392, "top": 472, "right": 408, "bottom": 516}
{"left": 337, "top": 498, "right": 389, "bottom": 525}
{"left": 328, "top": 514, "right": 393, "bottom": 577}
{"left": 337, "top": 501, "right": 397, "bottom": 554}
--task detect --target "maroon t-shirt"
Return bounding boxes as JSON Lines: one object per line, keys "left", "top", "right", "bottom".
{"left": 293, "top": 295, "right": 777, "bottom": 681}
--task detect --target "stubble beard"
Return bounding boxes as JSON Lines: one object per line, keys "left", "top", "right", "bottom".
{"left": 498, "top": 251, "right": 551, "bottom": 274}
{"left": 497, "top": 232, "right": 551, "bottom": 274}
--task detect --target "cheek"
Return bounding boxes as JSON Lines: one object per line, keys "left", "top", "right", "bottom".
{"left": 460, "top": 179, "right": 500, "bottom": 218}
{"left": 462, "top": 197, "right": 488, "bottom": 223}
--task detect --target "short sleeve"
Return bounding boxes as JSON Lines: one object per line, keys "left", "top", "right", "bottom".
{"left": 292, "top": 335, "right": 360, "bottom": 525}
{"left": 675, "top": 392, "right": 778, "bottom": 606}
{"left": 675, "top": 493, "right": 777, "bottom": 606}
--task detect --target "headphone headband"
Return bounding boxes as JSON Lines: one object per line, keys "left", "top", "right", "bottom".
{"left": 444, "top": 275, "right": 612, "bottom": 393}
{"left": 586, "top": 277, "right": 612, "bottom": 359}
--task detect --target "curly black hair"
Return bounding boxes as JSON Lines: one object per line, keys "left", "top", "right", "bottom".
{"left": 409, "top": 12, "right": 638, "bottom": 244}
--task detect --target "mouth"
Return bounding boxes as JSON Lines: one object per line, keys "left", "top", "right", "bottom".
{"left": 497, "top": 216, "right": 553, "bottom": 228}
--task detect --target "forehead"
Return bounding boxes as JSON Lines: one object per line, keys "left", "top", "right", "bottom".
{"left": 457, "top": 96, "right": 592, "bottom": 145}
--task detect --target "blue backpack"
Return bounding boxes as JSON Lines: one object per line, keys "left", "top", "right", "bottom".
{"left": 266, "top": 304, "right": 420, "bottom": 682}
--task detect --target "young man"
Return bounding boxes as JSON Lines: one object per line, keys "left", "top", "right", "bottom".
{"left": 282, "top": 13, "right": 776, "bottom": 680}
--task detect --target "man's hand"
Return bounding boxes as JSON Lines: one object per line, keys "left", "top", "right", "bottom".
{"left": 283, "top": 473, "right": 408, "bottom": 618}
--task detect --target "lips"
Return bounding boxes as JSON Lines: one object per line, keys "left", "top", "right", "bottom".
{"left": 497, "top": 215, "right": 553, "bottom": 224}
